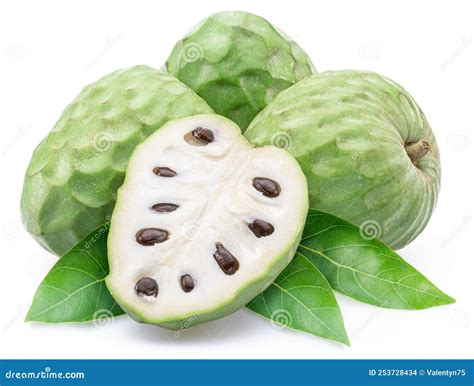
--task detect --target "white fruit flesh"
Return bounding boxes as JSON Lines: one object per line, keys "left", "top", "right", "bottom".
{"left": 106, "top": 114, "right": 308, "bottom": 327}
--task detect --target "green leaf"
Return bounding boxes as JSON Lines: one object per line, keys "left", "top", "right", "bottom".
{"left": 299, "top": 209, "right": 455, "bottom": 310}
{"left": 247, "top": 252, "right": 350, "bottom": 345}
{"left": 26, "top": 224, "right": 124, "bottom": 323}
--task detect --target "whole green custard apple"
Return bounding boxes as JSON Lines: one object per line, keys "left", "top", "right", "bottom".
{"left": 106, "top": 114, "right": 308, "bottom": 329}
{"left": 21, "top": 65, "right": 214, "bottom": 256}
{"left": 245, "top": 70, "right": 441, "bottom": 249}
{"left": 165, "top": 11, "right": 316, "bottom": 131}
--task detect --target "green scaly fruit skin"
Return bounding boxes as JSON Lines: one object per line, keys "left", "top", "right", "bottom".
{"left": 21, "top": 66, "right": 214, "bottom": 256}
{"left": 245, "top": 70, "right": 441, "bottom": 250}
{"left": 165, "top": 10, "right": 316, "bottom": 131}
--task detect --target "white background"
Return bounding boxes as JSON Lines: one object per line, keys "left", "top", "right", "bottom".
{"left": 0, "top": 0, "right": 473, "bottom": 359}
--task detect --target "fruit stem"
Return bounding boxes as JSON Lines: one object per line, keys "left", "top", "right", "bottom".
{"left": 405, "top": 140, "right": 430, "bottom": 163}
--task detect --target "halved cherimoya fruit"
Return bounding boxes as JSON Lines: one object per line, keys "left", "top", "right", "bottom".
{"left": 106, "top": 114, "right": 308, "bottom": 330}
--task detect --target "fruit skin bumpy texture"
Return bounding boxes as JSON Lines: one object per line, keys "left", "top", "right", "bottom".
{"left": 165, "top": 11, "right": 316, "bottom": 131}
{"left": 20, "top": 66, "right": 214, "bottom": 256}
{"left": 245, "top": 70, "right": 441, "bottom": 249}
{"left": 106, "top": 115, "right": 308, "bottom": 329}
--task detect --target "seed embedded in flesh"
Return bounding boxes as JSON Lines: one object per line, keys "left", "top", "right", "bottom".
{"left": 180, "top": 274, "right": 195, "bottom": 293}
{"left": 192, "top": 127, "right": 214, "bottom": 143}
{"left": 213, "top": 243, "right": 240, "bottom": 275}
{"left": 135, "top": 277, "right": 158, "bottom": 297}
{"left": 153, "top": 167, "right": 177, "bottom": 177}
{"left": 252, "top": 177, "right": 281, "bottom": 198}
{"left": 135, "top": 228, "right": 169, "bottom": 246}
{"left": 248, "top": 219, "right": 275, "bottom": 238}
{"left": 184, "top": 127, "right": 215, "bottom": 145}
{"left": 151, "top": 203, "right": 179, "bottom": 213}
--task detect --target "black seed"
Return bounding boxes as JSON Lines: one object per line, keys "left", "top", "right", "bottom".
{"left": 135, "top": 228, "right": 169, "bottom": 246}
{"left": 184, "top": 126, "right": 215, "bottom": 146}
{"left": 252, "top": 177, "right": 281, "bottom": 198}
{"left": 151, "top": 203, "right": 179, "bottom": 213}
{"left": 213, "top": 243, "right": 240, "bottom": 275}
{"left": 192, "top": 127, "right": 214, "bottom": 144}
{"left": 153, "top": 167, "right": 177, "bottom": 177}
{"left": 135, "top": 277, "right": 158, "bottom": 297}
{"left": 249, "top": 219, "right": 275, "bottom": 238}
{"left": 180, "top": 274, "right": 195, "bottom": 293}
